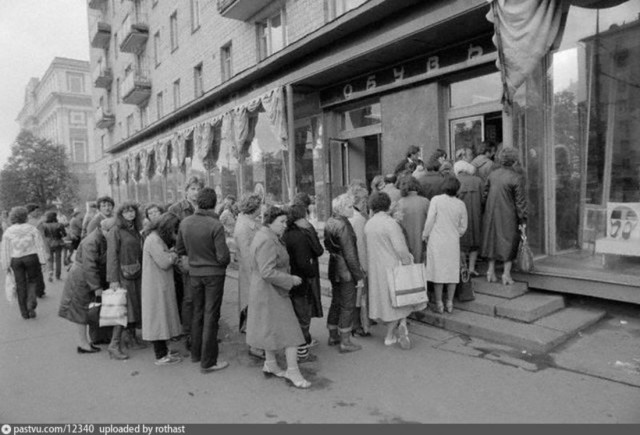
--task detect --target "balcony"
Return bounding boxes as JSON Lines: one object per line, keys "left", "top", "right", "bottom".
{"left": 95, "top": 106, "right": 115, "bottom": 129}
{"left": 93, "top": 63, "right": 113, "bottom": 89}
{"left": 90, "top": 21, "right": 111, "bottom": 49}
{"left": 119, "top": 13, "right": 149, "bottom": 54}
{"left": 88, "top": 0, "right": 107, "bottom": 10}
{"left": 121, "top": 70, "right": 151, "bottom": 106}
{"left": 217, "top": 0, "right": 274, "bottom": 21}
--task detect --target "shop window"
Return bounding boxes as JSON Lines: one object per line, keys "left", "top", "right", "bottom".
{"left": 294, "top": 124, "right": 316, "bottom": 198}
{"left": 257, "top": 9, "right": 286, "bottom": 61}
{"left": 173, "top": 79, "right": 181, "bottom": 110}
{"left": 325, "top": 0, "right": 368, "bottom": 21}
{"left": 449, "top": 72, "right": 502, "bottom": 108}
{"left": 170, "top": 11, "right": 178, "bottom": 52}
{"left": 339, "top": 102, "right": 381, "bottom": 131}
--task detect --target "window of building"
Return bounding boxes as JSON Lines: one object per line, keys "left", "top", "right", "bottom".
{"left": 69, "top": 111, "right": 86, "bottom": 126}
{"left": 173, "top": 79, "right": 181, "bottom": 110}
{"left": 126, "top": 114, "right": 134, "bottom": 137}
{"left": 220, "top": 42, "right": 232, "bottom": 82}
{"left": 450, "top": 72, "right": 502, "bottom": 108}
{"left": 190, "top": 0, "right": 200, "bottom": 32}
{"left": 140, "top": 106, "right": 148, "bottom": 129}
{"left": 326, "top": 0, "right": 368, "bottom": 21}
{"left": 193, "top": 63, "right": 203, "bottom": 98}
{"left": 66, "top": 72, "right": 85, "bottom": 93}
{"left": 72, "top": 140, "right": 86, "bottom": 163}
{"left": 157, "top": 91, "right": 164, "bottom": 119}
{"left": 154, "top": 31, "right": 161, "bottom": 66}
{"left": 257, "top": 9, "right": 286, "bottom": 61}
{"left": 170, "top": 11, "right": 178, "bottom": 52}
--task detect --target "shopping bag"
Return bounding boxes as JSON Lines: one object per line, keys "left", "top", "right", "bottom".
{"left": 456, "top": 253, "right": 475, "bottom": 302}
{"left": 386, "top": 263, "right": 428, "bottom": 308}
{"left": 99, "top": 288, "right": 128, "bottom": 327}
{"left": 516, "top": 225, "right": 534, "bottom": 273}
{"left": 5, "top": 270, "right": 16, "bottom": 304}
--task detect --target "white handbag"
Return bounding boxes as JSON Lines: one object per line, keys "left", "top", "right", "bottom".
{"left": 99, "top": 288, "right": 128, "bottom": 327}
{"left": 386, "top": 263, "right": 428, "bottom": 308}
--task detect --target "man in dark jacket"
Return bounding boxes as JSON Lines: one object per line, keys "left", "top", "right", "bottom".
{"left": 176, "top": 187, "right": 230, "bottom": 373}
{"left": 168, "top": 176, "right": 204, "bottom": 347}
{"left": 324, "top": 193, "right": 364, "bottom": 354}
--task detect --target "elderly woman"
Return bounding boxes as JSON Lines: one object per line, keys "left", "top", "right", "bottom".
{"left": 397, "top": 176, "right": 430, "bottom": 264}
{"left": 282, "top": 199, "right": 324, "bottom": 362}
{"left": 233, "top": 193, "right": 264, "bottom": 359}
{"left": 481, "top": 148, "right": 528, "bottom": 285}
{"left": 423, "top": 176, "right": 468, "bottom": 313}
{"left": 41, "top": 210, "right": 67, "bottom": 282}
{"left": 58, "top": 217, "right": 114, "bottom": 353}
{"left": 0, "top": 206, "right": 48, "bottom": 319}
{"left": 365, "top": 192, "right": 426, "bottom": 349}
{"left": 455, "top": 156, "right": 484, "bottom": 277}
{"left": 106, "top": 201, "right": 145, "bottom": 360}
{"left": 347, "top": 184, "right": 370, "bottom": 336}
{"left": 141, "top": 213, "right": 182, "bottom": 366}
{"left": 246, "top": 206, "right": 309, "bottom": 389}
{"left": 324, "top": 193, "right": 364, "bottom": 353}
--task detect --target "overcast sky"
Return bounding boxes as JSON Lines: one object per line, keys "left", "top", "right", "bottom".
{"left": 0, "top": 0, "right": 89, "bottom": 167}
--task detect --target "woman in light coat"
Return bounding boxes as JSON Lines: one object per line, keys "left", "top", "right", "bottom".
{"left": 365, "top": 192, "right": 427, "bottom": 350}
{"left": 423, "top": 175, "right": 468, "bottom": 313}
{"left": 246, "top": 206, "right": 309, "bottom": 388}
{"left": 141, "top": 213, "right": 182, "bottom": 365}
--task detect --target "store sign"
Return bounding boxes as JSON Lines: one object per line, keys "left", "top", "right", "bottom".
{"left": 320, "top": 35, "right": 496, "bottom": 107}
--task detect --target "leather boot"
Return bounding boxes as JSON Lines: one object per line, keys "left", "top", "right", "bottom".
{"left": 327, "top": 328, "right": 340, "bottom": 346}
{"left": 108, "top": 326, "right": 129, "bottom": 360}
{"left": 339, "top": 332, "right": 362, "bottom": 353}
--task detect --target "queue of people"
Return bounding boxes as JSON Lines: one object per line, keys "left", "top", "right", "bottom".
{"left": 0, "top": 142, "right": 527, "bottom": 391}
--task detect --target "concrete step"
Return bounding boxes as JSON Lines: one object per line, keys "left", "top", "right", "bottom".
{"left": 472, "top": 278, "right": 528, "bottom": 299}
{"left": 496, "top": 292, "right": 565, "bottom": 323}
{"left": 411, "top": 305, "right": 605, "bottom": 354}
{"left": 455, "top": 293, "right": 505, "bottom": 317}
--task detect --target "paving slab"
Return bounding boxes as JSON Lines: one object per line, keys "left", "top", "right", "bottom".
{"left": 534, "top": 307, "right": 605, "bottom": 333}
{"left": 496, "top": 292, "right": 565, "bottom": 323}
{"left": 472, "top": 279, "right": 528, "bottom": 299}
{"left": 456, "top": 293, "right": 506, "bottom": 316}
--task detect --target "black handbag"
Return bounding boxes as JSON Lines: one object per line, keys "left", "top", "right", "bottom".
{"left": 456, "top": 253, "right": 475, "bottom": 302}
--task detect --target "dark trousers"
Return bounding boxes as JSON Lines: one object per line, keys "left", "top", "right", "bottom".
{"left": 181, "top": 271, "right": 193, "bottom": 335}
{"left": 327, "top": 280, "right": 357, "bottom": 333}
{"left": 47, "top": 246, "right": 63, "bottom": 279}
{"left": 35, "top": 259, "right": 45, "bottom": 297}
{"left": 291, "top": 289, "right": 312, "bottom": 344}
{"left": 10, "top": 254, "right": 40, "bottom": 318}
{"left": 153, "top": 340, "right": 168, "bottom": 359}
{"left": 190, "top": 274, "right": 225, "bottom": 369}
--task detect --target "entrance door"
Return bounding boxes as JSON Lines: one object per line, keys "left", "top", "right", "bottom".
{"left": 449, "top": 111, "right": 503, "bottom": 158}
{"left": 343, "top": 134, "right": 381, "bottom": 190}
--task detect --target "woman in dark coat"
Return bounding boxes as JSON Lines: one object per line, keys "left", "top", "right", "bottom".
{"left": 41, "top": 211, "right": 67, "bottom": 282}
{"left": 106, "top": 201, "right": 145, "bottom": 360}
{"left": 481, "top": 148, "right": 527, "bottom": 285}
{"left": 282, "top": 200, "right": 324, "bottom": 362}
{"left": 58, "top": 218, "right": 112, "bottom": 353}
{"left": 455, "top": 158, "right": 484, "bottom": 276}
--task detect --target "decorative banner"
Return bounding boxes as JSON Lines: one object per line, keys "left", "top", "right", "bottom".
{"left": 108, "top": 163, "right": 114, "bottom": 185}
{"left": 121, "top": 156, "right": 129, "bottom": 184}
{"left": 114, "top": 160, "right": 120, "bottom": 185}
{"left": 128, "top": 153, "right": 137, "bottom": 182}
{"left": 139, "top": 148, "right": 148, "bottom": 181}
{"left": 155, "top": 140, "right": 169, "bottom": 176}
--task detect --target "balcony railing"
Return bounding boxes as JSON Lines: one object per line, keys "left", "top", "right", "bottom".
{"left": 90, "top": 21, "right": 111, "bottom": 49}
{"left": 95, "top": 106, "right": 115, "bottom": 129}
{"left": 121, "top": 69, "right": 151, "bottom": 106}
{"left": 88, "top": 0, "right": 107, "bottom": 10}
{"left": 93, "top": 63, "right": 113, "bottom": 89}
{"left": 120, "top": 13, "right": 149, "bottom": 54}
{"left": 217, "top": 0, "right": 274, "bottom": 21}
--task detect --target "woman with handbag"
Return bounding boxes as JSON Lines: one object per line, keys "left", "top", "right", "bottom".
{"left": 481, "top": 148, "right": 528, "bottom": 285}
{"left": 41, "top": 211, "right": 67, "bottom": 282}
{"left": 246, "top": 206, "right": 309, "bottom": 389}
{"left": 0, "top": 206, "right": 48, "bottom": 319}
{"left": 58, "top": 217, "right": 112, "bottom": 353}
{"left": 141, "top": 213, "right": 182, "bottom": 366}
{"left": 422, "top": 176, "right": 468, "bottom": 314}
{"left": 106, "top": 201, "right": 145, "bottom": 360}
{"left": 365, "top": 192, "right": 426, "bottom": 349}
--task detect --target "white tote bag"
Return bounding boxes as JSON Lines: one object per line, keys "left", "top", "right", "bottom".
{"left": 386, "top": 263, "right": 428, "bottom": 308}
{"left": 5, "top": 270, "right": 17, "bottom": 304}
{"left": 99, "top": 288, "right": 128, "bottom": 327}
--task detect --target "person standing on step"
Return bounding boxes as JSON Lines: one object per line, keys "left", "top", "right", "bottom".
{"left": 175, "top": 187, "right": 230, "bottom": 373}
{"left": 168, "top": 176, "right": 204, "bottom": 351}
{"left": 324, "top": 193, "right": 365, "bottom": 353}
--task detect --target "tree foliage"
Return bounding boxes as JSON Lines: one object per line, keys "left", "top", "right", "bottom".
{"left": 0, "top": 130, "right": 78, "bottom": 211}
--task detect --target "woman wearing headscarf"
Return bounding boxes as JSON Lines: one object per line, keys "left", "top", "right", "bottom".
{"left": 246, "top": 206, "right": 310, "bottom": 389}
{"left": 455, "top": 150, "right": 484, "bottom": 276}
{"left": 481, "top": 148, "right": 528, "bottom": 285}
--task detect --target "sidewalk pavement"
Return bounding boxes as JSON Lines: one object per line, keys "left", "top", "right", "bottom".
{"left": 1, "top": 266, "right": 639, "bottom": 423}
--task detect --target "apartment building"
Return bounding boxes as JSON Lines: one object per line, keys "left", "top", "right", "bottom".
{"left": 87, "top": 0, "right": 640, "bottom": 304}
{"left": 16, "top": 57, "right": 98, "bottom": 205}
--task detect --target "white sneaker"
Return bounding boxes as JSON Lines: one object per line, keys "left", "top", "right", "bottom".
{"left": 155, "top": 354, "right": 182, "bottom": 366}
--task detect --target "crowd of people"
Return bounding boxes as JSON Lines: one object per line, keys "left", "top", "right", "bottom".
{"left": 0, "top": 142, "right": 527, "bottom": 390}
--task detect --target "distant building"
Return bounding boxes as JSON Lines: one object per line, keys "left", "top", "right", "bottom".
{"left": 16, "top": 57, "right": 98, "bottom": 205}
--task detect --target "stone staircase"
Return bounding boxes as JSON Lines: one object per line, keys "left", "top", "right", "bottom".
{"left": 317, "top": 253, "right": 605, "bottom": 354}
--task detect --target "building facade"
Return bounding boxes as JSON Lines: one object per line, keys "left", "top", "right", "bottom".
{"left": 87, "top": 0, "right": 640, "bottom": 304}
{"left": 16, "top": 57, "right": 98, "bottom": 205}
